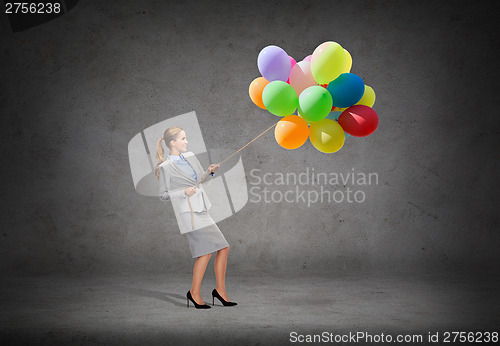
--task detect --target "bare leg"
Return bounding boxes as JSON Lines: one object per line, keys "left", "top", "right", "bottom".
{"left": 214, "top": 246, "right": 230, "bottom": 301}
{"left": 190, "top": 253, "right": 212, "bottom": 305}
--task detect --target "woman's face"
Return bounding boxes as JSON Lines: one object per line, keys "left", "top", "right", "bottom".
{"left": 172, "top": 130, "right": 188, "bottom": 152}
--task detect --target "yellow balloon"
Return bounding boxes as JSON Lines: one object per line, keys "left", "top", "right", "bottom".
{"left": 342, "top": 49, "right": 352, "bottom": 74}
{"left": 355, "top": 85, "right": 376, "bottom": 107}
{"left": 310, "top": 41, "right": 346, "bottom": 84}
{"left": 309, "top": 118, "right": 345, "bottom": 153}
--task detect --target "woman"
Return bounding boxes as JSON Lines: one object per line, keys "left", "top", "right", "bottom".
{"left": 155, "top": 127, "right": 237, "bottom": 309}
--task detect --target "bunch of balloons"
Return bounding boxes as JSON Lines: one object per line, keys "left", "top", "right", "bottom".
{"left": 249, "top": 42, "right": 378, "bottom": 153}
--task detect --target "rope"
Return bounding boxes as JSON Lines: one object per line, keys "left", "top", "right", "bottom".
{"left": 187, "top": 119, "right": 281, "bottom": 230}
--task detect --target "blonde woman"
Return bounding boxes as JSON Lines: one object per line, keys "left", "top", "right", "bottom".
{"left": 155, "top": 127, "right": 237, "bottom": 309}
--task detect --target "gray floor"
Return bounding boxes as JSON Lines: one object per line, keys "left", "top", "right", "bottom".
{"left": 1, "top": 270, "right": 499, "bottom": 345}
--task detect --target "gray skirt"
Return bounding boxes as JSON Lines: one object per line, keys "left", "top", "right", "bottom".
{"left": 180, "top": 211, "right": 229, "bottom": 258}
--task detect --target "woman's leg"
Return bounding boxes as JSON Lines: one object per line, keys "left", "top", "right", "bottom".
{"left": 190, "top": 253, "right": 212, "bottom": 304}
{"left": 214, "top": 246, "right": 230, "bottom": 301}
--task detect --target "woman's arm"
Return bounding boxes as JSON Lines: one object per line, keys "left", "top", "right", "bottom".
{"left": 158, "top": 166, "right": 188, "bottom": 201}
{"left": 189, "top": 153, "right": 218, "bottom": 185}
{"left": 199, "top": 165, "right": 217, "bottom": 186}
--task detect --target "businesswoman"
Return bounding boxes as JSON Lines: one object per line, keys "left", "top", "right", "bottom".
{"left": 155, "top": 127, "right": 237, "bottom": 309}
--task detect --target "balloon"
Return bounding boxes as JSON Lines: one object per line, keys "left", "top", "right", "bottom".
{"left": 310, "top": 41, "right": 346, "bottom": 84}
{"left": 249, "top": 77, "right": 270, "bottom": 109}
{"left": 262, "top": 81, "right": 298, "bottom": 116}
{"left": 274, "top": 115, "right": 310, "bottom": 149}
{"left": 326, "top": 73, "right": 365, "bottom": 108}
{"left": 297, "top": 86, "right": 332, "bottom": 122}
{"left": 325, "top": 111, "right": 350, "bottom": 138}
{"left": 342, "top": 49, "right": 352, "bottom": 73}
{"left": 286, "top": 56, "right": 297, "bottom": 84}
{"left": 303, "top": 55, "right": 312, "bottom": 61}
{"left": 338, "top": 105, "right": 379, "bottom": 137}
{"left": 309, "top": 118, "right": 345, "bottom": 153}
{"left": 289, "top": 61, "right": 316, "bottom": 97}
{"left": 257, "top": 45, "right": 292, "bottom": 82}
{"left": 355, "top": 85, "right": 376, "bottom": 108}
{"left": 335, "top": 85, "right": 376, "bottom": 111}
{"left": 297, "top": 110, "right": 312, "bottom": 127}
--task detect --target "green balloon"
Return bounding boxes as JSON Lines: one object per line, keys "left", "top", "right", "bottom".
{"left": 262, "top": 81, "right": 298, "bottom": 116}
{"left": 297, "top": 86, "right": 333, "bottom": 122}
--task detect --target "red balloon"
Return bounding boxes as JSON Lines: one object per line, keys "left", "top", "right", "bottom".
{"left": 338, "top": 105, "right": 379, "bottom": 137}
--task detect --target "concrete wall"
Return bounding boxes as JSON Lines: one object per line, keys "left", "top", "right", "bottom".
{"left": 1, "top": 0, "right": 498, "bottom": 275}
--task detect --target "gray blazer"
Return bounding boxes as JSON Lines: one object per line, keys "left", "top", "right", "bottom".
{"left": 158, "top": 151, "right": 215, "bottom": 234}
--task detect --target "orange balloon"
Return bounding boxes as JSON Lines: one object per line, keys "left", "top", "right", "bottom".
{"left": 249, "top": 77, "right": 270, "bottom": 109}
{"left": 274, "top": 115, "right": 310, "bottom": 149}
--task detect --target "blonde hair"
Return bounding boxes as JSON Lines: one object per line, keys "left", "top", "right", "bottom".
{"left": 155, "top": 126, "right": 184, "bottom": 180}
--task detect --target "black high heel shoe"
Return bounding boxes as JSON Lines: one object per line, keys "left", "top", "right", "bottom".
{"left": 212, "top": 288, "right": 238, "bottom": 306}
{"left": 186, "top": 290, "right": 211, "bottom": 309}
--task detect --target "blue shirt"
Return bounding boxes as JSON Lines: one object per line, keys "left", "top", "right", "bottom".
{"left": 169, "top": 153, "right": 198, "bottom": 182}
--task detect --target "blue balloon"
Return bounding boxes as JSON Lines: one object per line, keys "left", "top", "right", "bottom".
{"left": 326, "top": 111, "right": 350, "bottom": 138}
{"left": 326, "top": 73, "right": 365, "bottom": 108}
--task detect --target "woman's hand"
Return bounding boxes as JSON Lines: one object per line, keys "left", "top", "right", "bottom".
{"left": 184, "top": 187, "right": 197, "bottom": 196}
{"left": 208, "top": 164, "right": 220, "bottom": 173}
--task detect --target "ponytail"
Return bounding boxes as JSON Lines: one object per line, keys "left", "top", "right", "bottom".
{"left": 154, "top": 137, "right": 164, "bottom": 180}
{"left": 155, "top": 126, "right": 183, "bottom": 180}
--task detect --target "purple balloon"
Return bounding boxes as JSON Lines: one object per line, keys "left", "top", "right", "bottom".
{"left": 257, "top": 45, "right": 291, "bottom": 82}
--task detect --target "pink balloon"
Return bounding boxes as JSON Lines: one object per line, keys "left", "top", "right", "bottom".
{"left": 287, "top": 56, "right": 297, "bottom": 83}
{"left": 289, "top": 61, "right": 316, "bottom": 97}
{"left": 338, "top": 105, "right": 379, "bottom": 137}
{"left": 303, "top": 55, "right": 312, "bottom": 61}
